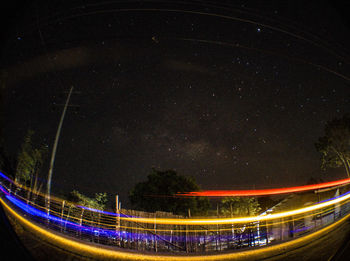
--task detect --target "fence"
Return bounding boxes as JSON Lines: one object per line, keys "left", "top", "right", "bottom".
{"left": 1, "top": 174, "right": 350, "bottom": 254}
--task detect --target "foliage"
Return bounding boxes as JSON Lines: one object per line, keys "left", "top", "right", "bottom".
{"left": 315, "top": 114, "right": 350, "bottom": 177}
{"left": 129, "top": 169, "right": 210, "bottom": 216}
{"left": 15, "top": 130, "right": 48, "bottom": 184}
{"left": 220, "top": 197, "right": 261, "bottom": 217}
{"left": 95, "top": 192, "right": 108, "bottom": 209}
{"left": 67, "top": 190, "right": 108, "bottom": 210}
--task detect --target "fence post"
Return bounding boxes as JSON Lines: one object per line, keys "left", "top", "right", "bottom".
{"left": 154, "top": 214, "right": 158, "bottom": 252}
{"left": 60, "top": 200, "right": 65, "bottom": 232}
{"left": 289, "top": 217, "right": 294, "bottom": 238}
{"left": 266, "top": 220, "right": 269, "bottom": 245}
{"left": 116, "top": 199, "right": 121, "bottom": 246}
{"left": 79, "top": 208, "right": 84, "bottom": 238}
{"left": 185, "top": 223, "right": 189, "bottom": 253}
{"left": 97, "top": 212, "right": 101, "bottom": 243}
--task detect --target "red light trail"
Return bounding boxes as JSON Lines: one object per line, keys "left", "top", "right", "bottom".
{"left": 177, "top": 177, "right": 350, "bottom": 197}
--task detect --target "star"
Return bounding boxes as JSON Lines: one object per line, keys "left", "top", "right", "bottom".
{"left": 2, "top": 0, "right": 349, "bottom": 215}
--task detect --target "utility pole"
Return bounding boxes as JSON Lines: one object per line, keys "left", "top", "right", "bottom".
{"left": 46, "top": 86, "right": 75, "bottom": 215}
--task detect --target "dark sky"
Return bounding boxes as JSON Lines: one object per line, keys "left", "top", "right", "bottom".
{"left": 1, "top": 0, "right": 349, "bottom": 208}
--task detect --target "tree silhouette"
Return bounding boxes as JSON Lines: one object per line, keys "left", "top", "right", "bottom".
{"left": 129, "top": 169, "right": 210, "bottom": 216}
{"left": 16, "top": 130, "right": 48, "bottom": 185}
{"left": 315, "top": 114, "right": 350, "bottom": 177}
{"left": 220, "top": 197, "right": 261, "bottom": 217}
{"left": 67, "top": 190, "right": 108, "bottom": 210}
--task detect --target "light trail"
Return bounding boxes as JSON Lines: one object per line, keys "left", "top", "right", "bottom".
{"left": 166, "top": 37, "right": 350, "bottom": 83}
{"left": 0, "top": 172, "right": 133, "bottom": 218}
{"left": 0, "top": 172, "right": 13, "bottom": 182}
{"left": 1, "top": 189, "right": 154, "bottom": 241}
{"left": 49, "top": 7, "right": 350, "bottom": 85}
{"left": 1, "top": 194, "right": 350, "bottom": 260}
{"left": 0, "top": 187, "right": 260, "bottom": 242}
{"left": 0, "top": 174, "right": 341, "bottom": 239}
{"left": 2, "top": 171, "right": 350, "bottom": 257}
{"left": 1, "top": 172, "right": 349, "bottom": 226}
{"left": 177, "top": 177, "right": 350, "bottom": 197}
{"left": 49, "top": 7, "right": 348, "bottom": 62}
{"left": 2, "top": 181, "right": 338, "bottom": 233}
{"left": 120, "top": 190, "right": 350, "bottom": 225}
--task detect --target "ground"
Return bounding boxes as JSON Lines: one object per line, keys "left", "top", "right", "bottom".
{"left": 4, "top": 209, "right": 350, "bottom": 261}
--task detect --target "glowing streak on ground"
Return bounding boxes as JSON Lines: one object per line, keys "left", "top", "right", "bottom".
{"left": 177, "top": 177, "right": 350, "bottom": 197}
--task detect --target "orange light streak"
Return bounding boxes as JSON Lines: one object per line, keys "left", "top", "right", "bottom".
{"left": 177, "top": 177, "right": 350, "bottom": 197}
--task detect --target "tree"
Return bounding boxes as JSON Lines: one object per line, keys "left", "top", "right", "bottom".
{"left": 16, "top": 130, "right": 48, "bottom": 185}
{"left": 95, "top": 192, "right": 108, "bottom": 210}
{"left": 315, "top": 114, "right": 350, "bottom": 177}
{"left": 14, "top": 130, "right": 48, "bottom": 202}
{"left": 129, "top": 169, "right": 210, "bottom": 216}
{"left": 64, "top": 191, "right": 108, "bottom": 229}
{"left": 67, "top": 190, "right": 108, "bottom": 211}
{"left": 220, "top": 197, "right": 261, "bottom": 217}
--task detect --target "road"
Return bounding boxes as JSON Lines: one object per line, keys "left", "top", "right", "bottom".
{"left": 4, "top": 209, "right": 350, "bottom": 261}
{"left": 0, "top": 204, "right": 35, "bottom": 261}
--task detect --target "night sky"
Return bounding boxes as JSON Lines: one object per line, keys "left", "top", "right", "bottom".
{"left": 1, "top": 0, "right": 349, "bottom": 208}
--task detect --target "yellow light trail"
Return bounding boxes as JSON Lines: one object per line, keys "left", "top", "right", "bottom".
{"left": 119, "top": 192, "right": 350, "bottom": 225}
{"left": 22, "top": 198, "right": 340, "bottom": 233}
{"left": 1, "top": 196, "right": 350, "bottom": 261}
{"left": 3, "top": 178, "right": 348, "bottom": 227}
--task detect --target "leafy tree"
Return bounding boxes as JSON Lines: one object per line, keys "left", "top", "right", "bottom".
{"left": 15, "top": 130, "right": 48, "bottom": 185}
{"left": 315, "top": 114, "right": 350, "bottom": 177}
{"left": 67, "top": 190, "right": 108, "bottom": 210}
{"left": 220, "top": 197, "right": 261, "bottom": 217}
{"left": 95, "top": 192, "right": 108, "bottom": 210}
{"left": 129, "top": 169, "right": 210, "bottom": 216}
